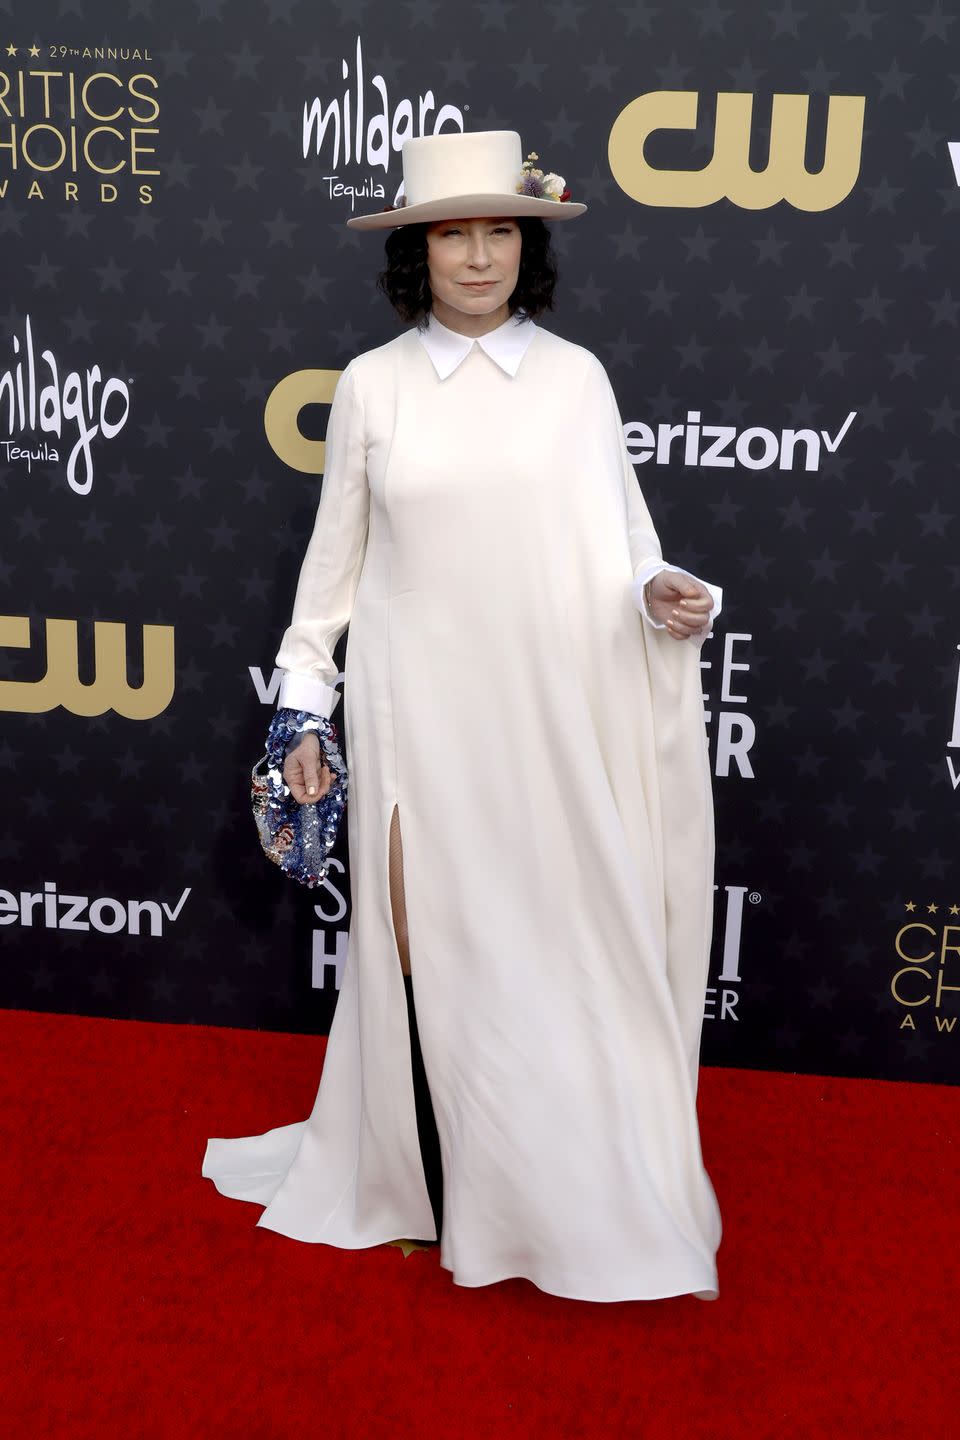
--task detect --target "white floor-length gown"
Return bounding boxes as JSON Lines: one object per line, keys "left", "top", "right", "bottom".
{"left": 202, "top": 311, "right": 725, "bottom": 1302}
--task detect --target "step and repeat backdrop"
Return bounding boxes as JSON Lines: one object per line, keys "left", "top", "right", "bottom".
{"left": 1, "top": 2, "right": 957, "bottom": 1085}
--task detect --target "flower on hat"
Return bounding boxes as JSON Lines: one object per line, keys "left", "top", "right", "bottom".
{"left": 517, "top": 151, "right": 573, "bottom": 204}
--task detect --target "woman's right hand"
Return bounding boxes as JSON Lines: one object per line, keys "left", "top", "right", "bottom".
{"left": 282, "top": 732, "right": 332, "bottom": 804}
{"left": 644, "top": 571, "right": 714, "bottom": 640}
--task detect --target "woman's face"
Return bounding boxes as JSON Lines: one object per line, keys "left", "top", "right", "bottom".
{"left": 425, "top": 216, "right": 522, "bottom": 322}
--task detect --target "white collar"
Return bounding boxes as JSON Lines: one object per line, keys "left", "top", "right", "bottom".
{"left": 416, "top": 311, "right": 538, "bottom": 380}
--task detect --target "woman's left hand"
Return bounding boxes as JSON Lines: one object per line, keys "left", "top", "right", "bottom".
{"left": 644, "top": 572, "right": 714, "bottom": 641}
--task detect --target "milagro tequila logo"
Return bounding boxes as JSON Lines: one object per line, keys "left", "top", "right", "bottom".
{"left": 0, "top": 315, "right": 131, "bottom": 493}
{"left": 302, "top": 36, "right": 465, "bottom": 211}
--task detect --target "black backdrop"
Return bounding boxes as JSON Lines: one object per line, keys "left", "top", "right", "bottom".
{"left": 2, "top": 1, "right": 958, "bottom": 1086}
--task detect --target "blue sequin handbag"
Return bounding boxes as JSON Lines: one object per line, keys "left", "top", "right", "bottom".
{"left": 251, "top": 707, "right": 348, "bottom": 888}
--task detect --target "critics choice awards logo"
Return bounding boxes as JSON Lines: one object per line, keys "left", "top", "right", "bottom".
{"left": 885, "top": 638, "right": 960, "bottom": 1041}
{"left": 0, "top": 38, "right": 158, "bottom": 204}
{"left": 302, "top": 36, "right": 465, "bottom": 212}
{"left": 891, "top": 903, "right": 960, "bottom": 1039}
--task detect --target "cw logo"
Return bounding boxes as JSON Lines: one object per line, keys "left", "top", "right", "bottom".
{"left": 0, "top": 615, "right": 175, "bottom": 718}
{"left": 264, "top": 369, "right": 342, "bottom": 474}
{"left": 608, "top": 91, "right": 865, "bottom": 211}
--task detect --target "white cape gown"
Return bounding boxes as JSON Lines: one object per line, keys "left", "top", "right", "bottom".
{"left": 203, "top": 321, "right": 724, "bottom": 1302}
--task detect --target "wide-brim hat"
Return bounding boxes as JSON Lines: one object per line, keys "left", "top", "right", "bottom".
{"left": 345, "top": 129, "right": 587, "bottom": 230}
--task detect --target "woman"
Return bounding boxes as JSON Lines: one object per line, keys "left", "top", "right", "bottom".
{"left": 203, "top": 130, "right": 724, "bottom": 1303}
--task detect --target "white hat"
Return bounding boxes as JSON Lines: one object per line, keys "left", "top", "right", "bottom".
{"left": 345, "top": 129, "right": 587, "bottom": 230}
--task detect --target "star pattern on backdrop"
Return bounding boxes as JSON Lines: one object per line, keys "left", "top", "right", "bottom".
{"left": 0, "top": 0, "right": 956, "bottom": 1085}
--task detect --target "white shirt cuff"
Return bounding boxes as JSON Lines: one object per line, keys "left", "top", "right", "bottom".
{"left": 277, "top": 670, "right": 341, "bottom": 717}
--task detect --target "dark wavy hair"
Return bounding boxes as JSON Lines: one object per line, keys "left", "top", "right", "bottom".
{"left": 376, "top": 216, "right": 559, "bottom": 325}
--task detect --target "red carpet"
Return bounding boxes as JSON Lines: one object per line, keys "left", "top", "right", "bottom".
{"left": 3, "top": 1007, "right": 957, "bottom": 1440}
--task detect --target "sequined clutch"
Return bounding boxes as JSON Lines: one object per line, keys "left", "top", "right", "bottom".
{"left": 251, "top": 707, "right": 348, "bottom": 888}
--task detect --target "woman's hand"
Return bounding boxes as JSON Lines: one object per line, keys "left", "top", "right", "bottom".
{"left": 282, "top": 732, "right": 333, "bottom": 803}
{"left": 644, "top": 571, "right": 715, "bottom": 641}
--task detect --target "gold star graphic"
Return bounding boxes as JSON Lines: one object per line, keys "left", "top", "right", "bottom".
{"left": 28, "top": 43, "right": 40, "bottom": 57}
{"left": 927, "top": 903, "right": 938, "bottom": 914}
{"left": 5, "top": 43, "right": 16, "bottom": 56}
{"left": 905, "top": 901, "right": 916, "bottom": 912}
{"left": 951, "top": 905, "right": 960, "bottom": 917}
